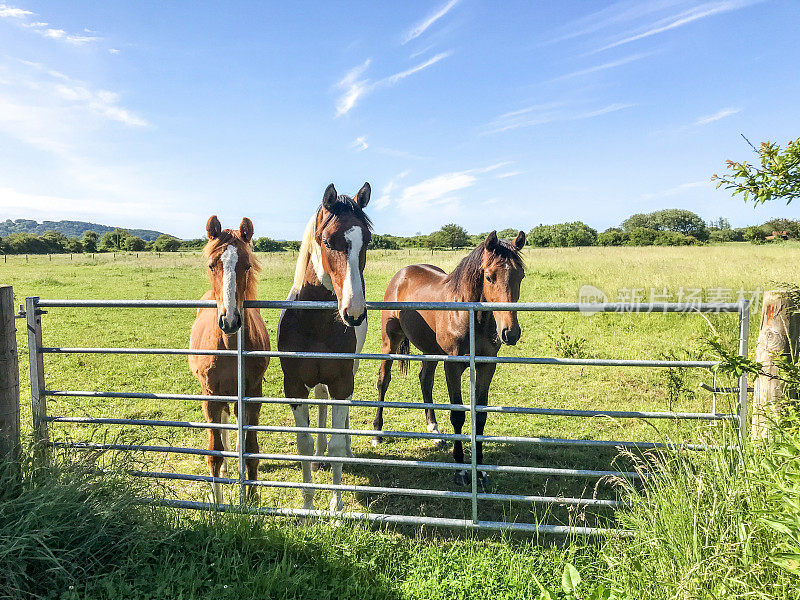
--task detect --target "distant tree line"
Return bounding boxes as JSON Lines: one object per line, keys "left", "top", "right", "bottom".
{"left": 3, "top": 211, "right": 798, "bottom": 254}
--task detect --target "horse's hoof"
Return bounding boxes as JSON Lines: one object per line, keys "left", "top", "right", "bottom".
{"left": 371, "top": 436, "right": 383, "bottom": 447}
{"left": 311, "top": 461, "right": 321, "bottom": 472}
{"left": 452, "top": 470, "right": 490, "bottom": 490}
{"left": 453, "top": 470, "right": 470, "bottom": 487}
{"left": 434, "top": 438, "right": 449, "bottom": 450}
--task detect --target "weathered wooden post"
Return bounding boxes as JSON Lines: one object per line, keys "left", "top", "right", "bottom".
{"left": 752, "top": 290, "right": 800, "bottom": 441}
{"left": 0, "top": 286, "right": 21, "bottom": 472}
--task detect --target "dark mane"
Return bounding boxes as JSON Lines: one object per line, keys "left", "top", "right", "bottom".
{"left": 319, "top": 195, "right": 373, "bottom": 232}
{"left": 444, "top": 239, "right": 524, "bottom": 299}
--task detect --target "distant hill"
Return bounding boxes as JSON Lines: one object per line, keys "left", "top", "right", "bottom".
{"left": 0, "top": 219, "right": 170, "bottom": 241}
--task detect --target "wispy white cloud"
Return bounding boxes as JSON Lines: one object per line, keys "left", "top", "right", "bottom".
{"left": 36, "top": 27, "right": 98, "bottom": 45}
{"left": 350, "top": 135, "right": 368, "bottom": 152}
{"left": 548, "top": 0, "right": 760, "bottom": 53}
{"left": 495, "top": 171, "right": 522, "bottom": 179}
{"left": 694, "top": 106, "right": 740, "bottom": 125}
{"left": 375, "top": 162, "right": 512, "bottom": 213}
{"left": 549, "top": 52, "right": 651, "bottom": 82}
{"left": 373, "top": 170, "right": 411, "bottom": 210}
{"left": 402, "top": 0, "right": 459, "bottom": 44}
{"left": 642, "top": 180, "right": 708, "bottom": 199}
{"left": 598, "top": 1, "right": 757, "bottom": 52}
{"left": 1, "top": 3, "right": 100, "bottom": 44}
{"left": 336, "top": 52, "right": 451, "bottom": 116}
{"left": 0, "top": 4, "right": 31, "bottom": 18}
{"left": 335, "top": 59, "right": 371, "bottom": 116}
{"left": 484, "top": 102, "right": 634, "bottom": 135}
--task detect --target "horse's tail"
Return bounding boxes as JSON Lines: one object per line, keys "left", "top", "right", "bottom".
{"left": 398, "top": 338, "right": 410, "bottom": 375}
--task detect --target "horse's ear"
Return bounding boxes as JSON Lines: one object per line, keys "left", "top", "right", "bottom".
{"left": 355, "top": 182, "right": 371, "bottom": 208}
{"left": 322, "top": 183, "right": 337, "bottom": 210}
{"left": 514, "top": 230, "right": 526, "bottom": 250}
{"left": 485, "top": 230, "right": 498, "bottom": 251}
{"left": 207, "top": 215, "right": 222, "bottom": 240}
{"left": 239, "top": 218, "right": 254, "bottom": 244}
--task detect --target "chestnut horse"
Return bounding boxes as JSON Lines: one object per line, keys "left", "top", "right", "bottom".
{"left": 278, "top": 182, "right": 371, "bottom": 513}
{"left": 189, "top": 216, "right": 270, "bottom": 504}
{"left": 372, "top": 231, "right": 526, "bottom": 488}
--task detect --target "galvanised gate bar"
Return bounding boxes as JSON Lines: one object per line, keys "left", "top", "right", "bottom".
{"left": 25, "top": 297, "right": 750, "bottom": 536}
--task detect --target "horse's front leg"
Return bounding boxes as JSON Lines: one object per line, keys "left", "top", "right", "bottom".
{"left": 202, "top": 400, "right": 230, "bottom": 504}
{"left": 286, "top": 380, "right": 314, "bottom": 512}
{"left": 473, "top": 362, "right": 496, "bottom": 490}
{"left": 327, "top": 378, "right": 354, "bottom": 514}
{"left": 443, "top": 362, "right": 468, "bottom": 486}
{"left": 239, "top": 379, "right": 263, "bottom": 503}
{"left": 420, "top": 360, "right": 447, "bottom": 449}
{"left": 312, "top": 384, "right": 328, "bottom": 472}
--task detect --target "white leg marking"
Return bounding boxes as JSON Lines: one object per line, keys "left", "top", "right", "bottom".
{"left": 219, "top": 409, "right": 230, "bottom": 476}
{"left": 312, "top": 384, "right": 328, "bottom": 471}
{"left": 328, "top": 403, "right": 349, "bottom": 513}
{"left": 220, "top": 244, "right": 239, "bottom": 327}
{"left": 342, "top": 227, "right": 365, "bottom": 321}
{"left": 292, "top": 404, "right": 315, "bottom": 511}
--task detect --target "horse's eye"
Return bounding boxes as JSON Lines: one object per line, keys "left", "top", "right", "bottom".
{"left": 209, "top": 264, "right": 215, "bottom": 272}
{"left": 485, "top": 274, "right": 495, "bottom": 283}
{"left": 323, "top": 237, "right": 331, "bottom": 249}
{"left": 245, "top": 265, "right": 251, "bottom": 271}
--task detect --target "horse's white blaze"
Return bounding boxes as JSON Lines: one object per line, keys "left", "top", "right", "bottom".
{"left": 220, "top": 244, "right": 238, "bottom": 326}
{"left": 342, "top": 226, "right": 365, "bottom": 320}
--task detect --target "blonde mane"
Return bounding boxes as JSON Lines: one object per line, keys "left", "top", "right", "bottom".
{"left": 292, "top": 211, "right": 318, "bottom": 292}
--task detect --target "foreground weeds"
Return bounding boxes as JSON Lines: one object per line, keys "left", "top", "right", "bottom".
{"left": 604, "top": 417, "right": 800, "bottom": 600}
{"left": 0, "top": 453, "right": 609, "bottom": 600}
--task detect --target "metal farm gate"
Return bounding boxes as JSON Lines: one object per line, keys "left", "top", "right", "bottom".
{"left": 24, "top": 297, "right": 750, "bottom": 536}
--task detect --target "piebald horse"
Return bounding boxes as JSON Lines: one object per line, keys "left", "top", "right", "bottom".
{"left": 189, "top": 216, "right": 270, "bottom": 504}
{"left": 373, "top": 231, "right": 526, "bottom": 488}
{"left": 278, "top": 182, "right": 371, "bottom": 513}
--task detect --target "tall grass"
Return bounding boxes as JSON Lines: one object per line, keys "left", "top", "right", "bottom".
{"left": 0, "top": 450, "right": 608, "bottom": 600}
{"left": 604, "top": 415, "right": 800, "bottom": 599}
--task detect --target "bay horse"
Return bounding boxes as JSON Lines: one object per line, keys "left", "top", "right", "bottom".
{"left": 372, "top": 230, "right": 526, "bottom": 488}
{"left": 278, "top": 182, "right": 371, "bottom": 513}
{"left": 189, "top": 216, "right": 270, "bottom": 504}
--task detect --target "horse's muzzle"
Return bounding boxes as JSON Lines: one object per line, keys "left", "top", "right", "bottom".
{"left": 342, "top": 309, "right": 366, "bottom": 327}
{"left": 501, "top": 326, "right": 521, "bottom": 345}
{"left": 218, "top": 311, "right": 242, "bottom": 334}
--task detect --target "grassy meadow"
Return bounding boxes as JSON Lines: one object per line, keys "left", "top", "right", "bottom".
{"left": 4, "top": 242, "right": 800, "bottom": 530}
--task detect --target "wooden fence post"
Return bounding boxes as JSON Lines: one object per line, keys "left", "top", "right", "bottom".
{"left": 752, "top": 290, "right": 800, "bottom": 441}
{"left": 0, "top": 286, "right": 21, "bottom": 472}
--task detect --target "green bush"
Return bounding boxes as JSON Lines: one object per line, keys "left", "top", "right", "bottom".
{"left": 528, "top": 222, "right": 597, "bottom": 247}
{"left": 597, "top": 228, "right": 627, "bottom": 246}
{"left": 624, "top": 227, "right": 657, "bottom": 246}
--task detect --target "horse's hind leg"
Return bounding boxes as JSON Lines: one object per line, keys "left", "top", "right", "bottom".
{"left": 202, "top": 400, "right": 229, "bottom": 504}
{"left": 312, "top": 384, "right": 328, "bottom": 472}
{"left": 420, "top": 360, "right": 447, "bottom": 449}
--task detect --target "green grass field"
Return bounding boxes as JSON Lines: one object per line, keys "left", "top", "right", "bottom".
{"left": 4, "top": 243, "right": 800, "bottom": 530}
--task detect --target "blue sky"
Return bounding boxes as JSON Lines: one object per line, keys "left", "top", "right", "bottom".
{"left": 0, "top": 1, "right": 798, "bottom": 239}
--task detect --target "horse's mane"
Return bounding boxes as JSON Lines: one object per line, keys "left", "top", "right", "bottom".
{"left": 291, "top": 196, "right": 373, "bottom": 292}
{"left": 202, "top": 230, "right": 261, "bottom": 300}
{"left": 444, "top": 239, "right": 524, "bottom": 300}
